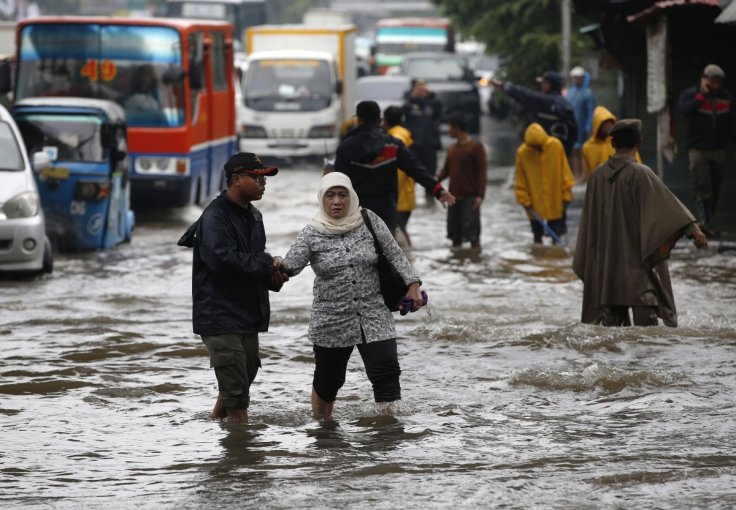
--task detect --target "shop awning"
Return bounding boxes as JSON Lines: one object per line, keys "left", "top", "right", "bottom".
{"left": 627, "top": 0, "right": 720, "bottom": 24}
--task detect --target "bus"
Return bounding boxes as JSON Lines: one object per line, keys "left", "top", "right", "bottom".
{"left": 374, "top": 18, "right": 454, "bottom": 75}
{"left": 13, "top": 16, "right": 237, "bottom": 208}
{"left": 163, "top": 0, "right": 266, "bottom": 49}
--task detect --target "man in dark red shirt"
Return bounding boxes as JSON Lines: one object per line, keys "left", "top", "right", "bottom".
{"left": 436, "top": 112, "right": 488, "bottom": 252}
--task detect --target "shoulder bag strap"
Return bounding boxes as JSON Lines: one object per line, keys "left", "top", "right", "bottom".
{"left": 360, "top": 209, "right": 383, "bottom": 256}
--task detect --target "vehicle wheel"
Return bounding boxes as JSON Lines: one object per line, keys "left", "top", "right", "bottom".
{"left": 42, "top": 237, "right": 53, "bottom": 274}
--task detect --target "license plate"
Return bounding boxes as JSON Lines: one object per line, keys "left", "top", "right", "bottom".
{"left": 40, "top": 166, "right": 70, "bottom": 180}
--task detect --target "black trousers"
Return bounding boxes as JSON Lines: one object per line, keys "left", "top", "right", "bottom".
{"left": 600, "top": 306, "right": 658, "bottom": 327}
{"left": 313, "top": 338, "right": 401, "bottom": 403}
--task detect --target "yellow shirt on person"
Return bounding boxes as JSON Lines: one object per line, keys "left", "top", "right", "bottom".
{"left": 582, "top": 106, "right": 641, "bottom": 177}
{"left": 387, "top": 124, "right": 416, "bottom": 213}
{"left": 515, "top": 123, "right": 575, "bottom": 221}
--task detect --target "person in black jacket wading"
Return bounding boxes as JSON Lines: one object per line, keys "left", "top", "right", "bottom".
{"left": 678, "top": 64, "right": 735, "bottom": 238}
{"left": 334, "top": 100, "right": 455, "bottom": 234}
{"left": 178, "top": 152, "right": 289, "bottom": 424}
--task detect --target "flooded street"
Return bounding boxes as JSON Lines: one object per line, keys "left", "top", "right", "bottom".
{"left": 2, "top": 125, "right": 736, "bottom": 508}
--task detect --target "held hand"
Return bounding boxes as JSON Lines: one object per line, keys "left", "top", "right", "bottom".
{"left": 472, "top": 196, "right": 483, "bottom": 210}
{"left": 489, "top": 78, "right": 503, "bottom": 90}
{"left": 272, "top": 256, "right": 284, "bottom": 271}
{"left": 692, "top": 229, "right": 709, "bottom": 249}
{"left": 438, "top": 190, "right": 456, "bottom": 208}
{"left": 271, "top": 271, "right": 290, "bottom": 287}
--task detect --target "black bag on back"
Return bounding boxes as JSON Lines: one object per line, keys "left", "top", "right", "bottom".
{"left": 361, "top": 209, "right": 407, "bottom": 311}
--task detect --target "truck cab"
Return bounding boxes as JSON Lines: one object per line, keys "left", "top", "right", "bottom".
{"left": 237, "top": 50, "right": 343, "bottom": 159}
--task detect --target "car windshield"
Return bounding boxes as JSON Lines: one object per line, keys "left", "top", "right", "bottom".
{"left": 16, "top": 23, "right": 186, "bottom": 128}
{"left": 405, "top": 57, "right": 468, "bottom": 81}
{"left": 15, "top": 113, "right": 104, "bottom": 163}
{"left": 0, "top": 123, "right": 23, "bottom": 171}
{"left": 245, "top": 59, "right": 332, "bottom": 112}
{"left": 357, "top": 80, "right": 409, "bottom": 100}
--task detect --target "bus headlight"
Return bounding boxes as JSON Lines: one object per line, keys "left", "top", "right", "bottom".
{"left": 308, "top": 124, "right": 336, "bottom": 139}
{"left": 135, "top": 157, "right": 190, "bottom": 175}
{"left": 2, "top": 191, "right": 40, "bottom": 219}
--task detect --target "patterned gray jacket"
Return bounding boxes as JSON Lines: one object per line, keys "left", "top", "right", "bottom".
{"left": 282, "top": 209, "right": 421, "bottom": 348}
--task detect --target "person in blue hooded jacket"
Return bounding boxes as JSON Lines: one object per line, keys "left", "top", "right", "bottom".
{"left": 490, "top": 71, "right": 578, "bottom": 157}
{"left": 567, "top": 66, "right": 596, "bottom": 181}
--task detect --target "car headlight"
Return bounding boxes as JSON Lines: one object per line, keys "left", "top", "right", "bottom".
{"left": 2, "top": 191, "right": 40, "bottom": 219}
{"left": 308, "top": 124, "right": 336, "bottom": 139}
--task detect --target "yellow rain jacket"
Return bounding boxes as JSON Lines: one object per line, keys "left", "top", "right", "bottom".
{"left": 582, "top": 106, "right": 640, "bottom": 177}
{"left": 388, "top": 124, "right": 416, "bottom": 212}
{"left": 515, "top": 123, "right": 574, "bottom": 221}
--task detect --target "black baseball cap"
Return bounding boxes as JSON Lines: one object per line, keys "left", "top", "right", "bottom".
{"left": 224, "top": 152, "right": 278, "bottom": 180}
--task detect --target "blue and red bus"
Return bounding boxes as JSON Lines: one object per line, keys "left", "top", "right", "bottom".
{"left": 14, "top": 17, "right": 237, "bottom": 208}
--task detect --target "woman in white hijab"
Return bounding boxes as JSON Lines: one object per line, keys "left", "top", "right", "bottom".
{"left": 282, "top": 172, "right": 424, "bottom": 419}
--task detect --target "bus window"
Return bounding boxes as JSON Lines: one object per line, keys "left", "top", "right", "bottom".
{"left": 211, "top": 32, "right": 227, "bottom": 91}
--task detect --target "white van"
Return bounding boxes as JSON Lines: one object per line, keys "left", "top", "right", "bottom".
{"left": 0, "top": 104, "right": 52, "bottom": 275}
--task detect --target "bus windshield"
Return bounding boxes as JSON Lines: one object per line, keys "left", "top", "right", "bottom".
{"left": 16, "top": 24, "right": 186, "bottom": 128}
{"left": 15, "top": 114, "right": 105, "bottom": 163}
{"left": 245, "top": 59, "right": 332, "bottom": 112}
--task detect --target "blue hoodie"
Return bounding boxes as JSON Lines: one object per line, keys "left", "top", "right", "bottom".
{"left": 567, "top": 72, "right": 596, "bottom": 149}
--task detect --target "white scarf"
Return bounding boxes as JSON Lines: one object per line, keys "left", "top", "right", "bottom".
{"left": 309, "top": 172, "right": 364, "bottom": 235}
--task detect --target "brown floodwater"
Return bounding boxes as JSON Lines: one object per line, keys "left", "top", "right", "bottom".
{"left": 1, "top": 160, "right": 735, "bottom": 509}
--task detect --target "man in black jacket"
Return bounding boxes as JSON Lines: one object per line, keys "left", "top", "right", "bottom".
{"left": 178, "top": 152, "right": 287, "bottom": 423}
{"left": 678, "top": 64, "right": 734, "bottom": 237}
{"left": 401, "top": 79, "right": 443, "bottom": 194}
{"left": 490, "top": 71, "right": 578, "bottom": 156}
{"left": 334, "top": 100, "right": 455, "bottom": 232}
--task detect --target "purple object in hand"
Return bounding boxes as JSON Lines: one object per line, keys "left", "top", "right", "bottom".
{"left": 398, "top": 291, "right": 429, "bottom": 316}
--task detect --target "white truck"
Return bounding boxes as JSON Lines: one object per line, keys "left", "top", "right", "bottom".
{"left": 237, "top": 24, "right": 357, "bottom": 159}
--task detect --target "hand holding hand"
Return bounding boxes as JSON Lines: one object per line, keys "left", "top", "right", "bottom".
{"left": 472, "top": 196, "right": 483, "bottom": 210}
{"left": 438, "top": 190, "right": 456, "bottom": 208}
{"left": 489, "top": 78, "right": 503, "bottom": 90}
{"left": 272, "top": 256, "right": 284, "bottom": 271}
{"left": 271, "top": 271, "right": 290, "bottom": 287}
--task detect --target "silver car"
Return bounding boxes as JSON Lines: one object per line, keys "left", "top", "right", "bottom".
{"left": 0, "top": 104, "right": 52, "bottom": 275}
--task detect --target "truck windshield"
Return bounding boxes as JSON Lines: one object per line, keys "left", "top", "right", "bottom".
{"left": 0, "top": 123, "right": 23, "bottom": 171}
{"left": 245, "top": 59, "right": 332, "bottom": 112}
{"left": 405, "top": 57, "right": 468, "bottom": 82}
{"left": 15, "top": 114, "right": 105, "bottom": 163}
{"left": 16, "top": 23, "right": 186, "bottom": 128}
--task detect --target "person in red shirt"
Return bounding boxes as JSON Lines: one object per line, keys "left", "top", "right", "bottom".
{"left": 436, "top": 112, "right": 488, "bottom": 252}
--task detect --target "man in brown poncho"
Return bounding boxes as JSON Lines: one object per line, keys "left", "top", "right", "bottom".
{"left": 573, "top": 119, "right": 708, "bottom": 327}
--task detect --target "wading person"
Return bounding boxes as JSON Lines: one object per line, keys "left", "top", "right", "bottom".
{"left": 490, "top": 71, "right": 578, "bottom": 156}
{"left": 281, "top": 172, "right": 424, "bottom": 420}
{"left": 333, "top": 100, "right": 455, "bottom": 234}
{"left": 582, "top": 105, "right": 641, "bottom": 179}
{"left": 401, "top": 79, "right": 443, "bottom": 202}
{"left": 514, "top": 123, "right": 574, "bottom": 245}
{"left": 567, "top": 66, "right": 596, "bottom": 181}
{"left": 178, "top": 152, "right": 288, "bottom": 423}
{"left": 383, "top": 105, "right": 415, "bottom": 248}
{"left": 573, "top": 119, "right": 708, "bottom": 327}
{"left": 436, "top": 111, "right": 488, "bottom": 252}
{"left": 677, "top": 64, "right": 734, "bottom": 238}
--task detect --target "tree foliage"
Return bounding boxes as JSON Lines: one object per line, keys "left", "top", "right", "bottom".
{"left": 432, "top": 0, "right": 591, "bottom": 86}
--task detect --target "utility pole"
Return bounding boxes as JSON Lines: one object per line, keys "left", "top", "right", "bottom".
{"left": 561, "top": 0, "right": 571, "bottom": 75}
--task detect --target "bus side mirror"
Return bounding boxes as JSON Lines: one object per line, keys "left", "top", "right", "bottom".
{"left": 189, "top": 63, "right": 204, "bottom": 90}
{"left": 0, "top": 60, "right": 11, "bottom": 94}
{"left": 335, "top": 80, "right": 342, "bottom": 95}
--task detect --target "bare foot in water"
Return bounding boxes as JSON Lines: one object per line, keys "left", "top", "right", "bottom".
{"left": 211, "top": 396, "right": 228, "bottom": 420}
{"left": 225, "top": 408, "right": 248, "bottom": 424}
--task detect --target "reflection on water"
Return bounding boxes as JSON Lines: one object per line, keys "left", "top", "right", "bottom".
{"left": 1, "top": 152, "right": 735, "bottom": 508}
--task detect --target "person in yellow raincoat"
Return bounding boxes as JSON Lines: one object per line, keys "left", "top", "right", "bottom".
{"left": 384, "top": 106, "right": 416, "bottom": 245}
{"left": 515, "top": 123, "right": 575, "bottom": 244}
{"left": 582, "top": 106, "right": 640, "bottom": 180}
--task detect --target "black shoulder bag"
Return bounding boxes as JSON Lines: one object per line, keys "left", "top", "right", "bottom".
{"left": 360, "top": 209, "right": 407, "bottom": 311}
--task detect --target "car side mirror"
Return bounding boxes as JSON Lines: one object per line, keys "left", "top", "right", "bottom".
{"left": 335, "top": 80, "right": 342, "bottom": 95}
{"left": 32, "top": 151, "right": 52, "bottom": 170}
